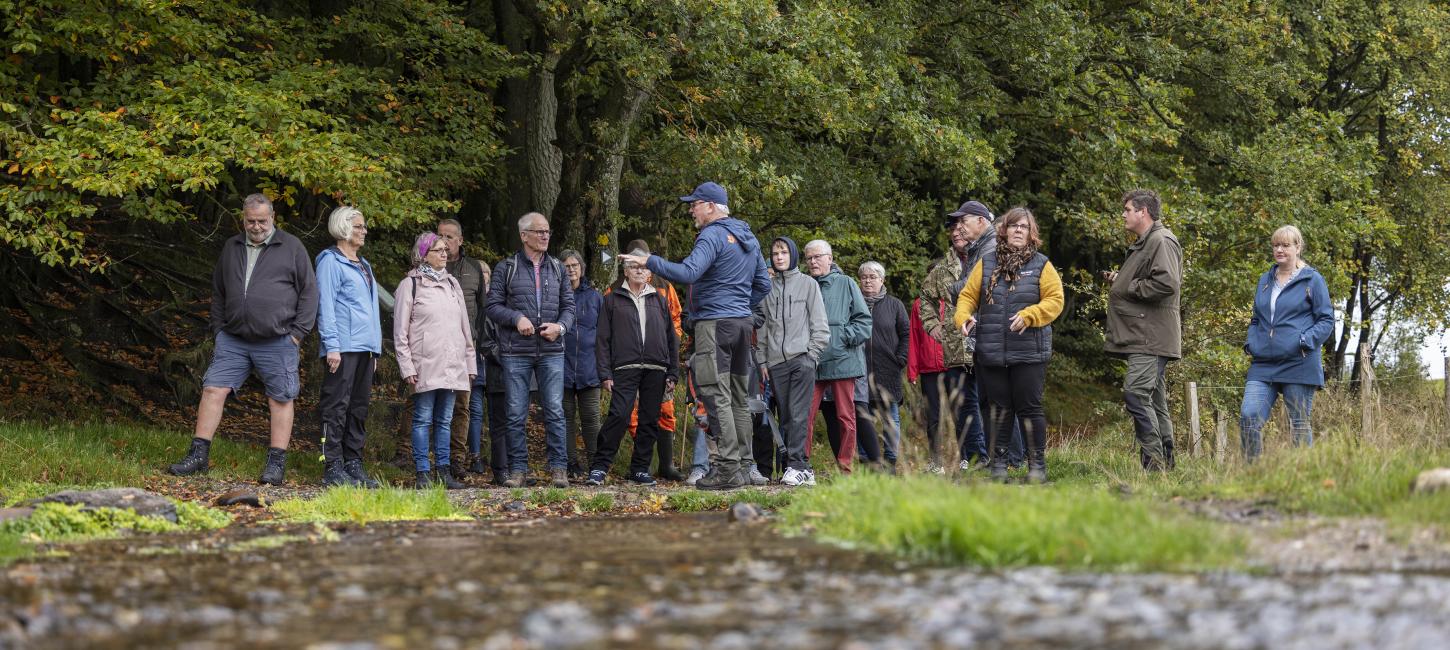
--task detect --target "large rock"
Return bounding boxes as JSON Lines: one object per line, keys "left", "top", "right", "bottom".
{"left": 1412, "top": 468, "right": 1450, "bottom": 494}
{"left": 24, "top": 488, "right": 177, "bottom": 522}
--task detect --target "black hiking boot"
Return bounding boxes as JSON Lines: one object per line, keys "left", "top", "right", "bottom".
{"left": 322, "top": 460, "right": 355, "bottom": 488}
{"left": 695, "top": 466, "right": 745, "bottom": 491}
{"left": 468, "top": 455, "right": 487, "bottom": 475}
{"left": 258, "top": 448, "right": 287, "bottom": 486}
{"left": 1026, "top": 456, "right": 1048, "bottom": 485}
{"left": 435, "top": 466, "right": 464, "bottom": 490}
{"left": 167, "top": 437, "right": 211, "bottom": 476}
{"left": 989, "top": 452, "right": 1010, "bottom": 483}
{"left": 415, "top": 471, "right": 434, "bottom": 489}
{"left": 343, "top": 459, "right": 380, "bottom": 489}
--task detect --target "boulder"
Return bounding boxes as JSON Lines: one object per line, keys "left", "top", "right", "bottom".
{"left": 728, "top": 502, "right": 767, "bottom": 524}
{"left": 24, "top": 488, "right": 177, "bottom": 522}
{"left": 1411, "top": 468, "right": 1450, "bottom": 494}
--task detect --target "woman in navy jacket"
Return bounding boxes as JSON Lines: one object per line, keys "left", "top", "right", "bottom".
{"left": 1239, "top": 225, "right": 1335, "bottom": 461}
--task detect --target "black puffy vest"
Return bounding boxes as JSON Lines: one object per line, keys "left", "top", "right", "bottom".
{"left": 974, "top": 250, "right": 1052, "bottom": 367}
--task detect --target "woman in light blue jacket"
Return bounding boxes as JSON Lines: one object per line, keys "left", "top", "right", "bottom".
{"left": 1239, "top": 225, "right": 1335, "bottom": 461}
{"left": 316, "top": 206, "right": 383, "bottom": 487}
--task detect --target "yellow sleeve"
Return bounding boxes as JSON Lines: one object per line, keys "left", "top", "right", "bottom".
{"left": 1018, "top": 261, "right": 1064, "bottom": 327}
{"left": 952, "top": 260, "right": 985, "bottom": 330}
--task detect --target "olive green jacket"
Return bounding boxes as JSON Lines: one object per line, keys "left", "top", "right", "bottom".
{"left": 1105, "top": 222, "right": 1183, "bottom": 359}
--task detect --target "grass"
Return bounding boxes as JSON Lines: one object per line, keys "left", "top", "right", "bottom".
{"left": 270, "top": 486, "right": 471, "bottom": 524}
{"left": 0, "top": 499, "right": 232, "bottom": 566}
{"left": 666, "top": 488, "right": 794, "bottom": 513}
{"left": 527, "top": 487, "right": 573, "bottom": 506}
{"left": 779, "top": 473, "right": 1245, "bottom": 571}
{"left": 578, "top": 493, "right": 614, "bottom": 513}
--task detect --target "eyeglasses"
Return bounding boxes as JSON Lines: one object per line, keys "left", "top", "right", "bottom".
{"left": 428, "top": 247, "right": 448, "bottom": 254}
{"left": 1004, "top": 223, "right": 1030, "bottom": 231}
{"left": 805, "top": 253, "right": 830, "bottom": 263}
{"left": 525, "top": 229, "right": 552, "bottom": 237}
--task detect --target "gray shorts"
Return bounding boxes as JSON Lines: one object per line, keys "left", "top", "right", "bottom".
{"left": 202, "top": 331, "right": 300, "bottom": 402}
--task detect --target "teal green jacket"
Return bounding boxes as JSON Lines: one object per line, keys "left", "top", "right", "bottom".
{"left": 815, "top": 266, "right": 872, "bottom": 381}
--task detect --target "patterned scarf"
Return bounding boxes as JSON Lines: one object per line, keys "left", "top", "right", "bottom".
{"left": 419, "top": 264, "right": 446, "bottom": 284}
{"left": 986, "top": 241, "right": 1037, "bottom": 304}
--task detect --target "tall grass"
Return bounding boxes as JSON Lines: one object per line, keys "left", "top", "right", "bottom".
{"left": 780, "top": 473, "right": 1243, "bottom": 571}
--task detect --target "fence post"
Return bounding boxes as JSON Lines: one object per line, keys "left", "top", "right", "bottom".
{"left": 1215, "top": 410, "right": 1228, "bottom": 463}
{"left": 1187, "top": 382, "right": 1201, "bottom": 456}
{"left": 1443, "top": 355, "right": 1449, "bottom": 425}
{"left": 1360, "top": 347, "right": 1375, "bottom": 440}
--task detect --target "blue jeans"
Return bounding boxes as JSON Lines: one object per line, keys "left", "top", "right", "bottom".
{"left": 691, "top": 426, "right": 711, "bottom": 473}
{"left": 500, "top": 354, "right": 567, "bottom": 472}
{"left": 411, "top": 389, "right": 456, "bottom": 472}
{"left": 1239, "top": 380, "right": 1316, "bottom": 461}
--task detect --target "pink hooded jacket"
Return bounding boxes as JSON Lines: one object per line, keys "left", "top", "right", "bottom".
{"left": 394, "top": 267, "right": 477, "bottom": 393}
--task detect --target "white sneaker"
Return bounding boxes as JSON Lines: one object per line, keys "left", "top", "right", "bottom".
{"left": 782, "top": 467, "right": 804, "bottom": 486}
{"left": 927, "top": 463, "right": 945, "bottom": 475}
{"left": 748, "top": 466, "right": 769, "bottom": 486}
{"left": 959, "top": 459, "right": 972, "bottom": 472}
{"left": 685, "top": 467, "right": 707, "bottom": 486}
{"left": 802, "top": 469, "right": 817, "bottom": 486}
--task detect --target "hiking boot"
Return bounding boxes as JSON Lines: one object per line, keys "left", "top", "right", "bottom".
{"left": 415, "top": 470, "right": 434, "bottom": 489}
{"left": 1026, "top": 462, "right": 1048, "bottom": 485}
{"left": 435, "top": 466, "right": 464, "bottom": 490}
{"left": 989, "top": 455, "right": 1009, "bottom": 483}
{"left": 685, "top": 467, "right": 707, "bottom": 486}
{"left": 469, "top": 456, "right": 487, "bottom": 475}
{"left": 551, "top": 467, "right": 569, "bottom": 488}
{"left": 628, "top": 471, "right": 657, "bottom": 486}
{"left": 696, "top": 466, "right": 745, "bottom": 491}
{"left": 167, "top": 437, "right": 211, "bottom": 476}
{"left": 491, "top": 469, "right": 509, "bottom": 486}
{"left": 657, "top": 465, "right": 686, "bottom": 482}
{"left": 258, "top": 448, "right": 287, "bottom": 486}
{"left": 585, "top": 469, "right": 606, "bottom": 486}
{"left": 503, "top": 472, "right": 524, "bottom": 488}
{"left": 322, "top": 460, "right": 355, "bottom": 488}
{"left": 747, "top": 466, "right": 769, "bottom": 486}
{"left": 343, "top": 460, "right": 380, "bottom": 489}
{"left": 781, "top": 467, "right": 806, "bottom": 487}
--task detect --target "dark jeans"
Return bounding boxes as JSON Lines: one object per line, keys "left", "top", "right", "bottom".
{"left": 501, "top": 354, "right": 567, "bottom": 472}
{"left": 318, "top": 351, "right": 374, "bottom": 464}
{"left": 486, "top": 387, "right": 508, "bottom": 476}
{"left": 564, "top": 386, "right": 602, "bottom": 473}
{"left": 770, "top": 355, "right": 816, "bottom": 471}
{"left": 920, "top": 367, "right": 986, "bottom": 465}
{"left": 976, "top": 363, "right": 1048, "bottom": 461}
{"left": 592, "top": 368, "right": 664, "bottom": 474}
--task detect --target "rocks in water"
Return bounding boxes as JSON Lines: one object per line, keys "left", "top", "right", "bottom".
{"left": 521, "top": 602, "right": 602, "bottom": 647}
{"left": 24, "top": 488, "right": 176, "bottom": 523}
{"left": 728, "top": 502, "right": 766, "bottom": 524}
{"left": 215, "top": 489, "right": 265, "bottom": 508}
{"left": 0, "top": 507, "right": 34, "bottom": 523}
{"left": 1411, "top": 468, "right": 1450, "bottom": 494}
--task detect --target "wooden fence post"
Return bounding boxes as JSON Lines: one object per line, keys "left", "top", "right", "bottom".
{"left": 1443, "top": 355, "right": 1449, "bottom": 426}
{"left": 1215, "top": 410, "right": 1228, "bottom": 463}
{"left": 1360, "top": 347, "right": 1375, "bottom": 440}
{"left": 1187, "top": 382, "right": 1201, "bottom": 457}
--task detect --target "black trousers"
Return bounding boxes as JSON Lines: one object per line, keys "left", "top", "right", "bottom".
{"left": 319, "top": 352, "right": 374, "bottom": 463}
{"left": 976, "top": 363, "right": 1048, "bottom": 459}
{"left": 592, "top": 368, "right": 665, "bottom": 474}
{"left": 822, "top": 399, "right": 882, "bottom": 463}
{"left": 487, "top": 388, "right": 508, "bottom": 475}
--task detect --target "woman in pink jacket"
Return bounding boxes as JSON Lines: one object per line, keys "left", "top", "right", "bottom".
{"left": 395, "top": 232, "right": 477, "bottom": 489}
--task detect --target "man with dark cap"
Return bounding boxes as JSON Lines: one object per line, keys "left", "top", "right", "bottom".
{"left": 618, "top": 181, "right": 771, "bottom": 490}
{"left": 917, "top": 200, "right": 993, "bottom": 473}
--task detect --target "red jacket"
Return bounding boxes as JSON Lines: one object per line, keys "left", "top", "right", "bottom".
{"left": 907, "top": 296, "right": 946, "bottom": 381}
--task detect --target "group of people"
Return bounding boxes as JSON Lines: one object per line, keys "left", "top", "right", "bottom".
{"left": 166, "top": 184, "right": 1337, "bottom": 489}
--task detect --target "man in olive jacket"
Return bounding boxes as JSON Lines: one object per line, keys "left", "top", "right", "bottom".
{"left": 1105, "top": 189, "right": 1183, "bottom": 471}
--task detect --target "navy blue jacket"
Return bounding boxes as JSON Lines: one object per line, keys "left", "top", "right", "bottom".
{"left": 484, "top": 251, "right": 576, "bottom": 357}
{"left": 564, "top": 281, "right": 603, "bottom": 389}
{"left": 646, "top": 217, "right": 771, "bottom": 320}
{"left": 1244, "top": 264, "right": 1334, "bottom": 386}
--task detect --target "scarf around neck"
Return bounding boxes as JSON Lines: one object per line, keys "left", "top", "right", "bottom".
{"left": 986, "top": 242, "right": 1037, "bottom": 304}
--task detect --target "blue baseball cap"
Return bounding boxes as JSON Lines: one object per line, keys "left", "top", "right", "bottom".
{"left": 680, "top": 181, "right": 728, "bottom": 206}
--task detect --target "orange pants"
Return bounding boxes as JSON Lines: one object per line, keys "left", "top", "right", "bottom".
{"left": 629, "top": 398, "right": 675, "bottom": 438}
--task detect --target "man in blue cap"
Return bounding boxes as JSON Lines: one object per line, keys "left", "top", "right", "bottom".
{"left": 618, "top": 181, "right": 771, "bottom": 490}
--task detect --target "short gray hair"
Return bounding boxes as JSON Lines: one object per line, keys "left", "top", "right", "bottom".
{"left": 560, "top": 249, "right": 585, "bottom": 274}
{"left": 859, "top": 261, "right": 885, "bottom": 279}
{"left": 327, "top": 206, "right": 362, "bottom": 241}
{"left": 517, "top": 212, "right": 547, "bottom": 232}
{"left": 714, "top": 203, "right": 730, "bottom": 217}
{"left": 242, "top": 193, "right": 273, "bottom": 215}
{"left": 437, "top": 218, "right": 462, "bottom": 235}
{"left": 803, "top": 239, "right": 832, "bottom": 256}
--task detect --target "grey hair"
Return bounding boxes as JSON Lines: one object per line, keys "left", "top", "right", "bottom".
{"left": 517, "top": 211, "right": 547, "bottom": 232}
{"left": 859, "top": 261, "right": 885, "bottom": 279}
{"left": 327, "top": 206, "right": 363, "bottom": 241}
{"left": 437, "top": 218, "right": 462, "bottom": 235}
{"left": 714, "top": 203, "right": 730, "bottom": 216}
{"left": 803, "top": 239, "right": 832, "bottom": 256}
{"left": 560, "top": 249, "right": 586, "bottom": 274}
{"left": 242, "top": 193, "right": 274, "bottom": 215}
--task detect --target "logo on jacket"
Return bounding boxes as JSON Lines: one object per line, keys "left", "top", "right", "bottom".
{"left": 726, "top": 234, "right": 737, "bottom": 244}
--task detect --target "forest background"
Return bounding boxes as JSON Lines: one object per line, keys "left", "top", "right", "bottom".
{"left": 3, "top": 0, "right": 1449, "bottom": 430}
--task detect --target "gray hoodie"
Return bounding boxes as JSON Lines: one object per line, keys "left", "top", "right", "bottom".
{"left": 753, "top": 237, "right": 829, "bottom": 367}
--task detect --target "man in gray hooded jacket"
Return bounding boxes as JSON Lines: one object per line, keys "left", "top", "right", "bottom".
{"left": 753, "top": 237, "right": 829, "bottom": 487}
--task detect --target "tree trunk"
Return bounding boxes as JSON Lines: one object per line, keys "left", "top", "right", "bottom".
{"left": 526, "top": 51, "right": 564, "bottom": 219}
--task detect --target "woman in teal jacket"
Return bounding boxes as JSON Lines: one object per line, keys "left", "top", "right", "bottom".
{"left": 315, "top": 206, "right": 383, "bottom": 488}
{"left": 1240, "top": 225, "right": 1335, "bottom": 461}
